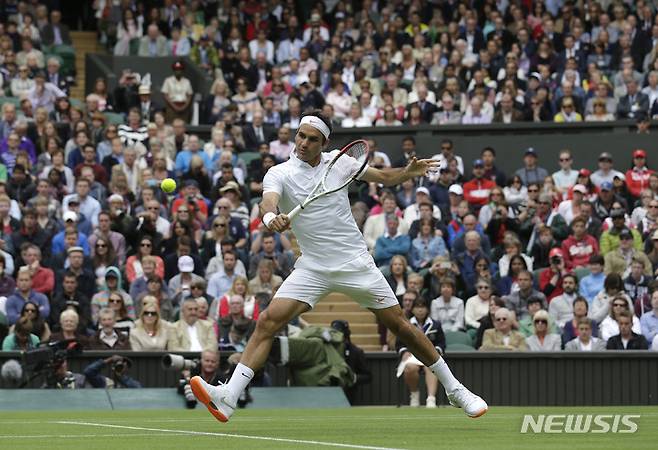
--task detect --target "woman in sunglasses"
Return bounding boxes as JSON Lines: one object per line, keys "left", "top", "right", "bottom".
{"left": 599, "top": 295, "right": 641, "bottom": 341}
{"left": 525, "top": 309, "right": 561, "bottom": 351}
{"left": 130, "top": 297, "right": 170, "bottom": 351}
{"left": 8, "top": 301, "right": 50, "bottom": 343}
{"left": 125, "top": 236, "right": 165, "bottom": 284}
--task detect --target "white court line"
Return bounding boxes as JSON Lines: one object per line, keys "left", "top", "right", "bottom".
{"left": 56, "top": 421, "right": 407, "bottom": 450}
{"left": 0, "top": 433, "right": 174, "bottom": 439}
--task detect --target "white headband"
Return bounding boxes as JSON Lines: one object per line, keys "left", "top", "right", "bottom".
{"left": 299, "top": 115, "right": 330, "bottom": 140}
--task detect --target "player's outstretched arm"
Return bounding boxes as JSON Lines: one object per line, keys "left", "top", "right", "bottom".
{"left": 260, "top": 192, "right": 291, "bottom": 232}
{"left": 361, "top": 157, "right": 439, "bottom": 187}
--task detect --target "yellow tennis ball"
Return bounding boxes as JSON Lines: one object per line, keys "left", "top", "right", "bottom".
{"left": 161, "top": 178, "right": 177, "bottom": 193}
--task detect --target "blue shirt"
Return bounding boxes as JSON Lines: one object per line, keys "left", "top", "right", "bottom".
{"left": 579, "top": 272, "right": 605, "bottom": 304}
{"left": 207, "top": 271, "right": 237, "bottom": 299}
{"left": 6, "top": 290, "right": 50, "bottom": 325}
{"left": 640, "top": 311, "right": 658, "bottom": 343}
{"left": 51, "top": 232, "right": 91, "bottom": 257}
{"left": 174, "top": 150, "right": 212, "bottom": 174}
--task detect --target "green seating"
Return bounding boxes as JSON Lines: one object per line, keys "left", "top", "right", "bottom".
{"left": 239, "top": 151, "right": 261, "bottom": 166}
{"left": 103, "top": 112, "right": 125, "bottom": 125}
{"left": 250, "top": 196, "right": 262, "bottom": 209}
{"left": 70, "top": 98, "right": 84, "bottom": 109}
{"left": 444, "top": 330, "right": 474, "bottom": 348}
{"left": 0, "top": 97, "right": 21, "bottom": 108}
{"left": 129, "top": 38, "right": 140, "bottom": 56}
{"left": 574, "top": 267, "right": 591, "bottom": 281}
{"left": 446, "top": 343, "right": 476, "bottom": 352}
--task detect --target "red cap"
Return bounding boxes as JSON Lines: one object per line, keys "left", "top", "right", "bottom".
{"left": 172, "top": 61, "right": 184, "bottom": 71}
{"left": 549, "top": 248, "right": 564, "bottom": 258}
{"left": 578, "top": 168, "right": 591, "bottom": 177}
{"left": 633, "top": 149, "right": 646, "bottom": 159}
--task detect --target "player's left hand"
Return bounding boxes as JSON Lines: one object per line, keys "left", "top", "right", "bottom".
{"left": 405, "top": 157, "right": 440, "bottom": 178}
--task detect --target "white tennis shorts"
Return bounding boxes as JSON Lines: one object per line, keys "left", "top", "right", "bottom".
{"left": 274, "top": 253, "right": 399, "bottom": 310}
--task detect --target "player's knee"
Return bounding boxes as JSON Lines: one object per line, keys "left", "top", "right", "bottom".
{"left": 255, "top": 311, "right": 283, "bottom": 336}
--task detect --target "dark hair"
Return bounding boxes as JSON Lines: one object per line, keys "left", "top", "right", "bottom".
{"left": 402, "top": 136, "right": 416, "bottom": 145}
{"left": 573, "top": 296, "right": 589, "bottom": 310}
{"left": 412, "top": 297, "right": 429, "bottom": 309}
{"left": 300, "top": 109, "right": 333, "bottom": 142}
{"left": 589, "top": 254, "right": 604, "bottom": 265}
{"left": 508, "top": 254, "right": 528, "bottom": 275}
{"left": 481, "top": 146, "right": 495, "bottom": 156}
{"left": 604, "top": 273, "right": 623, "bottom": 292}
{"left": 562, "top": 273, "right": 578, "bottom": 284}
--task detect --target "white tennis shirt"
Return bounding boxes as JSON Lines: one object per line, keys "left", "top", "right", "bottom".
{"left": 263, "top": 149, "right": 368, "bottom": 271}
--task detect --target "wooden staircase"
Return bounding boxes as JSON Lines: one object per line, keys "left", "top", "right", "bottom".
{"left": 301, "top": 293, "right": 382, "bottom": 352}
{"left": 69, "top": 31, "right": 105, "bottom": 100}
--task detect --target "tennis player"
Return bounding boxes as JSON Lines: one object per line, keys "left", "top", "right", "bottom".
{"left": 191, "top": 111, "right": 487, "bottom": 420}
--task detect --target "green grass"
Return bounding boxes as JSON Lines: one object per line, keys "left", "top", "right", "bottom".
{"left": 1, "top": 406, "right": 657, "bottom": 450}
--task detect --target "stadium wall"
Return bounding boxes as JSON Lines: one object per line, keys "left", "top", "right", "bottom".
{"left": 2, "top": 351, "right": 657, "bottom": 406}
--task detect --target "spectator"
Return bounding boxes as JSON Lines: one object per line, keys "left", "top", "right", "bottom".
{"left": 207, "top": 251, "right": 239, "bottom": 299}
{"left": 525, "top": 310, "right": 562, "bottom": 351}
{"left": 396, "top": 298, "right": 444, "bottom": 408}
{"left": 616, "top": 79, "right": 650, "bottom": 120}
{"left": 248, "top": 259, "right": 282, "bottom": 297}
{"left": 374, "top": 214, "right": 411, "bottom": 267}
{"left": 553, "top": 96, "right": 583, "bottom": 122}
{"left": 90, "top": 266, "right": 134, "bottom": 324}
{"left": 409, "top": 217, "right": 447, "bottom": 271}
{"left": 2, "top": 316, "right": 39, "bottom": 351}
{"left": 22, "top": 244, "right": 54, "bottom": 297}
{"left": 87, "top": 308, "right": 131, "bottom": 350}
{"left": 538, "top": 248, "right": 570, "bottom": 303}
{"left": 169, "top": 255, "right": 205, "bottom": 300}
{"left": 561, "top": 216, "right": 599, "bottom": 269}
{"left": 548, "top": 274, "right": 579, "bottom": 329}
{"left": 565, "top": 317, "right": 606, "bottom": 351}
{"left": 49, "top": 271, "right": 91, "bottom": 333}
{"left": 514, "top": 148, "right": 548, "bottom": 186}
{"left": 599, "top": 296, "right": 642, "bottom": 342}
{"left": 625, "top": 149, "right": 654, "bottom": 199}
{"left": 167, "top": 297, "right": 217, "bottom": 352}
{"left": 41, "top": 10, "right": 72, "bottom": 46}
{"left": 384, "top": 255, "right": 408, "bottom": 299}
{"left": 480, "top": 307, "right": 527, "bottom": 351}
{"left": 248, "top": 232, "right": 293, "bottom": 279}
{"left": 640, "top": 291, "right": 658, "bottom": 345}
{"left": 161, "top": 61, "right": 193, "bottom": 123}
{"left": 606, "top": 310, "right": 649, "bottom": 350}
{"left": 430, "top": 278, "right": 464, "bottom": 332}
{"left": 463, "top": 159, "right": 495, "bottom": 209}
{"left": 217, "top": 294, "right": 255, "bottom": 352}
{"left": 604, "top": 231, "right": 651, "bottom": 277}
{"left": 49, "top": 309, "right": 88, "bottom": 348}
{"left": 464, "top": 278, "right": 494, "bottom": 330}
{"left": 130, "top": 298, "right": 170, "bottom": 351}
{"left": 5, "top": 266, "right": 49, "bottom": 326}
{"left": 591, "top": 153, "right": 624, "bottom": 189}
{"left": 138, "top": 24, "right": 168, "bottom": 57}
{"left": 624, "top": 259, "right": 652, "bottom": 313}
{"left": 579, "top": 255, "right": 606, "bottom": 304}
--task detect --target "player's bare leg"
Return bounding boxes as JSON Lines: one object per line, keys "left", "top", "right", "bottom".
{"left": 191, "top": 298, "right": 309, "bottom": 422}
{"left": 372, "top": 305, "right": 488, "bottom": 417}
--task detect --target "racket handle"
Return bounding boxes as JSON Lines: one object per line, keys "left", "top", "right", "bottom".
{"left": 287, "top": 204, "right": 303, "bottom": 221}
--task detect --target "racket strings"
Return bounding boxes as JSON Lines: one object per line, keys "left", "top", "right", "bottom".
{"left": 323, "top": 142, "right": 369, "bottom": 191}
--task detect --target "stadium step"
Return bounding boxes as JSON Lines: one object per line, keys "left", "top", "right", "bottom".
{"left": 349, "top": 334, "right": 381, "bottom": 346}
{"left": 312, "top": 323, "right": 378, "bottom": 334}
{"left": 313, "top": 302, "right": 364, "bottom": 313}
{"left": 69, "top": 31, "right": 106, "bottom": 101}
{"left": 320, "top": 293, "right": 355, "bottom": 303}
{"left": 302, "top": 311, "right": 377, "bottom": 324}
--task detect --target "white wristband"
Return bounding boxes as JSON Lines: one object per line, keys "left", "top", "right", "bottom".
{"left": 263, "top": 212, "right": 277, "bottom": 228}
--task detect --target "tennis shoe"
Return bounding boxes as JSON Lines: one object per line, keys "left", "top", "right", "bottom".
{"left": 446, "top": 384, "right": 488, "bottom": 418}
{"left": 190, "top": 376, "right": 236, "bottom": 423}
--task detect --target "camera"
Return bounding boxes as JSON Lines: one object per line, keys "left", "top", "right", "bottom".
{"left": 162, "top": 354, "right": 199, "bottom": 371}
{"left": 163, "top": 354, "right": 201, "bottom": 408}
{"left": 440, "top": 262, "right": 452, "bottom": 269}
{"left": 21, "top": 340, "right": 82, "bottom": 388}
{"left": 550, "top": 256, "right": 562, "bottom": 265}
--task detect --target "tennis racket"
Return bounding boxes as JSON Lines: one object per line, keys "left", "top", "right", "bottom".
{"left": 287, "top": 139, "right": 370, "bottom": 221}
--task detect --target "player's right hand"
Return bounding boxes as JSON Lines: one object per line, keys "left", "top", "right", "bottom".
{"left": 267, "top": 214, "right": 291, "bottom": 232}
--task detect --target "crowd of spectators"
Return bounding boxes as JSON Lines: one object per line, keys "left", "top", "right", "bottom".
{"left": 1, "top": 1, "right": 658, "bottom": 367}
{"left": 91, "top": 0, "right": 658, "bottom": 128}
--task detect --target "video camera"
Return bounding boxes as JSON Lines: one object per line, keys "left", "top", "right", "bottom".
{"left": 23, "top": 340, "right": 82, "bottom": 373}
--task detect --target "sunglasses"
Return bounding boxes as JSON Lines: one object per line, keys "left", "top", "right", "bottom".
{"left": 109, "top": 298, "right": 123, "bottom": 304}
{"left": 560, "top": 158, "right": 571, "bottom": 162}
{"left": 528, "top": 189, "right": 539, "bottom": 193}
{"left": 24, "top": 309, "right": 37, "bottom": 313}
{"left": 191, "top": 285, "right": 204, "bottom": 290}
{"left": 477, "top": 286, "right": 490, "bottom": 290}
{"left": 178, "top": 209, "right": 189, "bottom": 213}
{"left": 496, "top": 317, "right": 508, "bottom": 322}
{"left": 612, "top": 303, "right": 626, "bottom": 307}
{"left": 96, "top": 243, "right": 107, "bottom": 248}
{"left": 143, "top": 311, "right": 158, "bottom": 317}
{"left": 217, "top": 205, "right": 230, "bottom": 209}
{"left": 140, "top": 242, "right": 152, "bottom": 247}
{"left": 534, "top": 319, "right": 547, "bottom": 324}
{"left": 214, "top": 223, "right": 226, "bottom": 228}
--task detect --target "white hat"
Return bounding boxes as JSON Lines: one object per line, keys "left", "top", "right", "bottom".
{"left": 416, "top": 187, "right": 430, "bottom": 196}
{"left": 297, "top": 75, "right": 310, "bottom": 86}
{"left": 573, "top": 184, "right": 587, "bottom": 194}
{"left": 138, "top": 85, "right": 151, "bottom": 95}
{"left": 63, "top": 211, "right": 77, "bottom": 222}
{"left": 108, "top": 194, "right": 124, "bottom": 203}
{"left": 178, "top": 255, "right": 194, "bottom": 273}
{"left": 448, "top": 184, "right": 463, "bottom": 195}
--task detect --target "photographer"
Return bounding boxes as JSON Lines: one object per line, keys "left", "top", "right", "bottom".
{"left": 538, "top": 248, "right": 571, "bottom": 303}
{"left": 177, "top": 350, "right": 223, "bottom": 408}
{"left": 43, "top": 356, "right": 86, "bottom": 389}
{"left": 83, "top": 355, "right": 142, "bottom": 389}
{"left": 330, "top": 320, "right": 371, "bottom": 405}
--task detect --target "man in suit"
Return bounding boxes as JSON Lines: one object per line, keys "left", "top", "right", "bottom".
{"left": 493, "top": 93, "right": 525, "bottom": 123}
{"left": 617, "top": 79, "right": 650, "bottom": 120}
{"left": 407, "top": 85, "right": 437, "bottom": 123}
{"left": 556, "top": 35, "right": 586, "bottom": 74}
{"left": 480, "top": 308, "right": 528, "bottom": 351}
{"left": 565, "top": 317, "right": 606, "bottom": 351}
{"left": 606, "top": 311, "right": 649, "bottom": 350}
{"left": 136, "top": 84, "right": 162, "bottom": 123}
{"left": 242, "top": 110, "right": 275, "bottom": 151}
{"left": 168, "top": 297, "right": 218, "bottom": 352}
{"left": 138, "top": 24, "right": 168, "bottom": 57}
{"left": 45, "top": 57, "right": 69, "bottom": 95}
{"left": 460, "top": 17, "right": 485, "bottom": 55}
{"left": 41, "top": 10, "right": 72, "bottom": 46}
